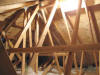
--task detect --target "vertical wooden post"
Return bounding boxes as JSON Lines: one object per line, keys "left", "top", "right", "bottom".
{"left": 22, "top": 7, "right": 27, "bottom": 75}
{"left": 28, "top": 12, "right": 33, "bottom": 57}
{"left": 34, "top": 15, "right": 39, "bottom": 73}
{"left": 64, "top": 0, "right": 82, "bottom": 75}
{"left": 89, "top": 7, "right": 100, "bottom": 75}
{"left": 60, "top": 2, "right": 79, "bottom": 74}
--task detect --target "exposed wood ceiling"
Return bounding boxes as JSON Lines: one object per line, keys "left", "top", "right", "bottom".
{"left": 0, "top": 0, "right": 100, "bottom": 75}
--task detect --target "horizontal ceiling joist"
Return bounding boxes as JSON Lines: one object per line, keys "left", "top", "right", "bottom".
{"left": 0, "top": 1, "right": 39, "bottom": 13}
{"left": 7, "top": 43, "right": 100, "bottom": 54}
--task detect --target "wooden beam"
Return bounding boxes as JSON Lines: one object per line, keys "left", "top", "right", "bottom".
{"left": 7, "top": 43, "right": 100, "bottom": 53}
{"left": 9, "top": 5, "right": 39, "bottom": 60}
{"left": 0, "top": 1, "right": 39, "bottom": 13}
{"left": 22, "top": 8, "right": 27, "bottom": 75}
{"left": 41, "top": 9, "right": 62, "bottom": 74}
{"left": 42, "top": 60, "right": 55, "bottom": 75}
{"left": 60, "top": 3, "right": 72, "bottom": 42}
{"left": 28, "top": 12, "right": 32, "bottom": 48}
{"left": 83, "top": 1, "right": 99, "bottom": 75}
{"left": 29, "top": 1, "right": 58, "bottom": 73}
{"left": 64, "top": 0, "right": 82, "bottom": 75}
{"left": 34, "top": 14, "right": 39, "bottom": 73}
{"left": 89, "top": 7, "right": 100, "bottom": 75}
{"left": 60, "top": 2, "right": 79, "bottom": 74}
{"left": 0, "top": 40, "right": 17, "bottom": 75}
{"left": 37, "top": 0, "right": 58, "bottom": 47}
{"left": 89, "top": 8, "right": 100, "bottom": 42}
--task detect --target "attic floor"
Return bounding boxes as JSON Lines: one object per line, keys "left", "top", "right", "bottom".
{"left": 16, "top": 66, "right": 97, "bottom": 75}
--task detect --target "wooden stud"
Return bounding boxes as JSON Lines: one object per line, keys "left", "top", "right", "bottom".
{"left": 89, "top": 7, "right": 100, "bottom": 75}
{"left": 9, "top": 5, "right": 39, "bottom": 60}
{"left": 37, "top": 0, "right": 58, "bottom": 47}
{"left": 30, "top": 1, "right": 58, "bottom": 74}
{"left": 60, "top": 2, "right": 79, "bottom": 74}
{"left": 83, "top": 1, "right": 99, "bottom": 75}
{"left": 22, "top": 8, "right": 27, "bottom": 75}
{"left": 42, "top": 60, "right": 55, "bottom": 75}
{"left": 79, "top": 51, "right": 84, "bottom": 75}
{"left": 64, "top": 0, "right": 82, "bottom": 75}
{"left": 41, "top": 9, "right": 62, "bottom": 74}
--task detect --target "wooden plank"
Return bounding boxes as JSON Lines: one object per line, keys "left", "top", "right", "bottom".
{"left": 28, "top": 12, "right": 32, "bottom": 48}
{"left": 34, "top": 15, "right": 39, "bottom": 73}
{"left": 64, "top": 0, "right": 82, "bottom": 75}
{"left": 41, "top": 9, "right": 54, "bottom": 46}
{"left": 9, "top": 5, "right": 39, "bottom": 60}
{"left": 89, "top": 8, "right": 100, "bottom": 42}
{"left": 0, "top": 1, "right": 39, "bottom": 13}
{"left": 29, "top": 53, "right": 39, "bottom": 71}
{"left": 42, "top": 60, "right": 55, "bottom": 75}
{"left": 83, "top": 1, "right": 99, "bottom": 75}
{"left": 60, "top": 3, "right": 71, "bottom": 41}
{"left": 79, "top": 51, "right": 84, "bottom": 75}
{"left": 34, "top": 16, "right": 39, "bottom": 45}
{"left": 22, "top": 8, "right": 27, "bottom": 75}
{"left": 41, "top": 9, "right": 62, "bottom": 74}
{"left": 8, "top": 43, "right": 100, "bottom": 53}
{"left": 0, "top": 40, "right": 17, "bottom": 75}
{"left": 8, "top": 40, "right": 22, "bottom": 61}
{"left": 28, "top": 12, "right": 33, "bottom": 57}
{"left": 89, "top": 7, "right": 100, "bottom": 75}
{"left": 60, "top": 2, "right": 79, "bottom": 74}
{"left": 29, "top": 1, "right": 58, "bottom": 73}
{"left": 37, "top": 0, "right": 58, "bottom": 47}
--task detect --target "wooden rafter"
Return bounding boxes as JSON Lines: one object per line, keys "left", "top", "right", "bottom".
{"left": 64, "top": 0, "right": 82, "bottom": 75}
{"left": 22, "top": 8, "right": 27, "bottom": 75}
{"left": 89, "top": 7, "right": 100, "bottom": 75}
{"left": 9, "top": 5, "right": 39, "bottom": 60}
{"left": 41, "top": 9, "right": 62, "bottom": 74}
{"left": 83, "top": 1, "right": 99, "bottom": 75}
{"left": 0, "top": 1, "right": 39, "bottom": 13}
{"left": 29, "top": 1, "right": 59, "bottom": 74}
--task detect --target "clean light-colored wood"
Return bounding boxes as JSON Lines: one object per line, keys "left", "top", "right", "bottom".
{"left": 37, "top": 0, "right": 58, "bottom": 47}
{"left": 83, "top": 1, "right": 99, "bottom": 75}
{"left": 34, "top": 15, "right": 39, "bottom": 73}
{"left": 60, "top": 2, "right": 79, "bottom": 74}
{"left": 30, "top": 1, "right": 58, "bottom": 74}
{"left": 22, "top": 8, "right": 27, "bottom": 75}
{"left": 89, "top": 7, "right": 100, "bottom": 75}
{"left": 42, "top": 60, "right": 55, "bottom": 75}
{"left": 9, "top": 5, "right": 39, "bottom": 60}
{"left": 64, "top": 0, "right": 82, "bottom": 75}
{"left": 41, "top": 9, "right": 62, "bottom": 74}
{"left": 79, "top": 51, "right": 84, "bottom": 75}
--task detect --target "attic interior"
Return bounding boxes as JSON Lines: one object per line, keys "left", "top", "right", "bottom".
{"left": 0, "top": 0, "right": 100, "bottom": 75}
